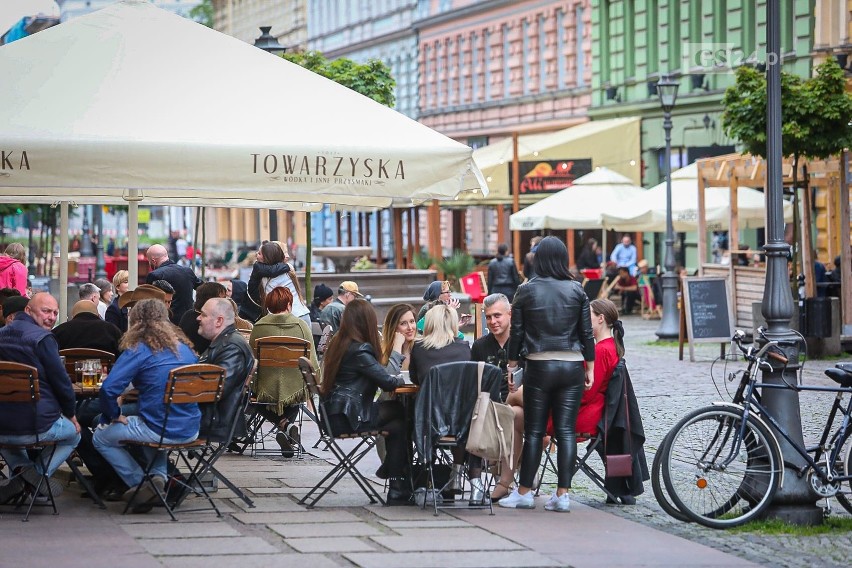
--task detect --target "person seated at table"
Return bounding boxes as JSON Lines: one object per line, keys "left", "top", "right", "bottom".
{"left": 105, "top": 270, "right": 130, "bottom": 333}
{"left": 576, "top": 238, "right": 600, "bottom": 271}
{"left": 319, "top": 299, "right": 408, "bottom": 504}
{"left": 409, "top": 304, "right": 484, "bottom": 503}
{"left": 0, "top": 293, "right": 80, "bottom": 502}
{"left": 635, "top": 260, "right": 659, "bottom": 314}
{"left": 381, "top": 303, "right": 417, "bottom": 375}
{"left": 612, "top": 267, "right": 640, "bottom": 315}
{"left": 53, "top": 300, "right": 122, "bottom": 357}
{"left": 92, "top": 299, "right": 199, "bottom": 513}
{"left": 249, "top": 286, "right": 319, "bottom": 458}
{"left": 178, "top": 282, "right": 227, "bottom": 354}
{"left": 415, "top": 281, "right": 471, "bottom": 337}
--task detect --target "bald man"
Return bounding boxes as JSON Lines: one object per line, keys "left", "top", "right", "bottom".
{"left": 0, "top": 292, "right": 80, "bottom": 499}
{"left": 146, "top": 243, "right": 201, "bottom": 324}
{"left": 196, "top": 298, "right": 254, "bottom": 443}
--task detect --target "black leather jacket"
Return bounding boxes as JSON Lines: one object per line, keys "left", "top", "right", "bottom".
{"left": 198, "top": 324, "right": 255, "bottom": 443}
{"left": 324, "top": 341, "right": 403, "bottom": 432}
{"left": 508, "top": 277, "right": 595, "bottom": 362}
{"left": 487, "top": 255, "right": 520, "bottom": 295}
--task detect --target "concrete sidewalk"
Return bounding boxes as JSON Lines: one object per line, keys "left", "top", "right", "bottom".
{"left": 0, "top": 419, "right": 759, "bottom": 568}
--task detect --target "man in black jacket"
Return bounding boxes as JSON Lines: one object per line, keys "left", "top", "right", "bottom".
{"left": 146, "top": 243, "right": 202, "bottom": 324}
{"left": 53, "top": 300, "right": 122, "bottom": 356}
{"left": 196, "top": 298, "right": 254, "bottom": 443}
{"left": 487, "top": 244, "right": 521, "bottom": 301}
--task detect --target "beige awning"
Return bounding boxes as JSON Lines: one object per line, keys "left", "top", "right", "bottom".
{"left": 452, "top": 117, "right": 641, "bottom": 206}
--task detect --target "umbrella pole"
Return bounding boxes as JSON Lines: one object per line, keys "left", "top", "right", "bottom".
{"left": 305, "top": 213, "right": 312, "bottom": 303}
{"left": 128, "top": 192, "right": 139, "bottom": 288}
{"left": 58, "top": 201, "right": 69, "bottom": 323}
{"left": 201, "top": 207, "right": 206, "bottom": 279}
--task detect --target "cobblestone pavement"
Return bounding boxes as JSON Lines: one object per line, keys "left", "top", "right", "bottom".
{"left": 548, "top": 314, "right": 852, "bottom": 568}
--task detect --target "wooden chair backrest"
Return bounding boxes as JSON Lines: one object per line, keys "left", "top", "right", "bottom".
{"left": 255, "top": 336, "right": 310, "bottom": 370}
{"left": 0, "top": 361, "right": 39, "bottom": 403}
{"left": 164, "top": 363, "right": 225, "bottom": 405}
{"left": 297, "top": 356, "right": 321, "bottom": 400}
{"left": 59, "top": 348, "right": 116, "bottom": 381}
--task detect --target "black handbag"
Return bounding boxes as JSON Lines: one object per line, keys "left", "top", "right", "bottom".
{"left": 604, "top": 376, "right": 633, "bottom": 478}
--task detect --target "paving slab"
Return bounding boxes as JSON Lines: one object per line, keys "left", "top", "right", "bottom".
{"left": 457, "top": 502, "right": 761, "bottom": 568}
{"left": 122, "top": 522, "right": 243, "bottom": 539}
{"left": 232, "top": 510, "right": 361, "bottom": 524}
{"left": 160, "top": 553, "right": 343, "bottom": 568}
{"left": 344, "top": 551, "right": 561, "bottom": 568}
{"left": 137, "top": 536, "right": 279, "bottom": 556}
{"left": 229, "top": 497, "right": 304, "bottom": 512}
{"left": 285, "top": 536, "right": 378, "bottom": 553}
{"left": 370, "top": 527, "right": 524, "bottom": 552}
{"left": 269, "top": 521, "right": 383, "bottom": 538}
{"left": 377, "top": 519, "right": 470, "bottom": 529}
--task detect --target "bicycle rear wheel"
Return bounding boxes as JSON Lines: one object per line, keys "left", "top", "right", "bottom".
{"left": 652, "top": 430, "right": 690, "bottom": 522}
{"left": 836, "top": 431, "right": 852, "bottom": 514}
{"left": 662, "top": 406, "right": 782, "bottom": 529}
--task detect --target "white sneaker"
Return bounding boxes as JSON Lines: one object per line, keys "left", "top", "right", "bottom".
{"left": 497, "top": 488, "right": 535, "bottom": 509}
{"left": 544, "top": 492, "right": 570, "bottom": 512}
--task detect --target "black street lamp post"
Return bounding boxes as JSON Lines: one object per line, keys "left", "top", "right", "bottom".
{"left": 93, "top": 205, "right": 107, "bottom": 279}
{"left": 254, "top": 26, "right": 287, "bottom": 242}
{"left": 80, "top": 205, "right": 94, "bottom": 257}
{"left": 761, "top": 1, "right": 821, "bottom": 525}
{"left": 655, "top": 75, "right": 680, "bottom": 340}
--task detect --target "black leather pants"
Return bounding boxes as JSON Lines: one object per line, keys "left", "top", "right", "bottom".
{"left": 519, "top": 359, "right": 585, "bottom": 489}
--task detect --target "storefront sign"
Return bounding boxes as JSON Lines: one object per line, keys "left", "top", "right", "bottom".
{"left": 509, "top": 159, "right": 592, "bottom": 195}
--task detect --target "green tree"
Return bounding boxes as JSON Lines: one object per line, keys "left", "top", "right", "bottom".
{"left": 189, "top": 0, "right": 213, "bottom": 27}
{"left": 283, "top": 51, "right": 396, "bottom": 107}
{"left": 721, "top": 59, "right": 852, "bottom": 295}
{"left": 278, "top": 51, "right": 396, "bottom": 296}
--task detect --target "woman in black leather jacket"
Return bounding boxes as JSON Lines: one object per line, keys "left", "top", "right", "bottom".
{"left": 499, "top": 236, "right": 595, "bottom": 513}
{"left": 320, "top": 299, "right": 409, "bottom": 504}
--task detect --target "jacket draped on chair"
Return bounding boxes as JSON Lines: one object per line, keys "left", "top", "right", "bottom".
{"left": 597, "top": 358, "right": 649, "bottom": 497}
{"left": 414, "top": 361, "right": 503, "bottom": 458}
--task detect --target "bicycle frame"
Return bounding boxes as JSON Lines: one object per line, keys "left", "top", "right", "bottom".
{"left": 733, "top": 340, "right": 852, "bottom": 488}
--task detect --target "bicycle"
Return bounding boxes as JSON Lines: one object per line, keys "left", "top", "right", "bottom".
{"left": 656, "top": 327, "right": 852, "bottom": 529}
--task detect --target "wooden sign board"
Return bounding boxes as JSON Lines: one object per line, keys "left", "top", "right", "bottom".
{"left": 682, "top": 277, "right": 734, "bottom": 362}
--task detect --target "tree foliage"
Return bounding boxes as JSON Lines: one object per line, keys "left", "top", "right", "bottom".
{"left": 721, "top": 59, "right": 852, "bottom": 160}
{"left": 283, "top": 51, "right": 396, "bottom": 108}
{"left": 188, "top": 0, "right": 213, "bottom": 28}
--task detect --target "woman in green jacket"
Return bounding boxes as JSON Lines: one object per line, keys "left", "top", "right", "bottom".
{"left": 249, "top": 286, "right": 320, "bottom": 457}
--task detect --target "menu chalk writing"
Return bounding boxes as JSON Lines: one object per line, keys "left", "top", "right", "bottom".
{"left": 683, "top": 277, "right": 733, "bottom": 344}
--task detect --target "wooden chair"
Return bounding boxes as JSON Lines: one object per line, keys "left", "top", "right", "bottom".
{"left": 121, "top": 364, "right": 225, "bottom": 521}
{"left": 0, "top": 362, "right": 67, "bottom": 521}
{"left": 240, "top": 336, "right": 312, "bottom": 457}
{"left": 297, "top": 357, "right": 387, "bottom": 509}
{"left": 59, "top": 348, "right": 116, "bottom": 382}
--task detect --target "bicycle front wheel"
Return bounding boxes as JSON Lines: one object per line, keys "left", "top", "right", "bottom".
{"left": 662, "top": 406, "right": 782, "bottom": 529}
{"left": 836, "top": 431, "right": 852, "bottom": 514}
{"left": 652, "top": 430, "right": 690, "bottom": 522}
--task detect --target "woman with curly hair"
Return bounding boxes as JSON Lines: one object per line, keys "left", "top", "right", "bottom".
{"left": 93, "top": 299, "right": 199, "bottom": 513}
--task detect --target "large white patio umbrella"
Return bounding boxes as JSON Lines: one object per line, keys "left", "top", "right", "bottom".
{"left": 0, "top": 0, "right": 487, "bottom": 317}
{"left": 600, "top": 163, "right": 791, "bottom": 231}
{"left": 509, "top": 167, "right": 646, "bottom": 230}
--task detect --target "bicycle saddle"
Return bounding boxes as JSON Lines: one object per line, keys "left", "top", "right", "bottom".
{"left": 825, "top": 364, "right": 852, "bottom": 388}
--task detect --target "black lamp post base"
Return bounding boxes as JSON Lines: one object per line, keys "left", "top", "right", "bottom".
{"left": 763, "top": 504, "right": 824, "bottom": 526}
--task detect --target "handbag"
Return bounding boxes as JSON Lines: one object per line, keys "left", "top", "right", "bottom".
{"left": 466, "top": 362, "right": 515, "bottom": 463}
{"left": 604, "top": 372, "right": 633, "bottom": 478}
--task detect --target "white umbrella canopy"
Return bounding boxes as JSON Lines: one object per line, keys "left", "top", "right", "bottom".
{"left": 509, "top": 167, "right": 646, "bottom": 230}
{"left": 600, "top": 163, "right": 791, "bottom": 231}
{"left": 0, "top": 0, "right": 486, "bottom": 206}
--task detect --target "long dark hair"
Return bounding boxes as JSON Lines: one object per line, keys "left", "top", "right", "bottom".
{"left": 533, "top": 236, "right": 573, "bottom": 280}
{"left": 320, "top": 299, "right": 383, "bottom": 396}
{"left": 590, "top": 298, "right": 625, "bottom": 357}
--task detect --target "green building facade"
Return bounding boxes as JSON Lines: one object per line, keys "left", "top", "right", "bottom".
{"left": 589, "top": 0, "right": 814, "bottom": 268}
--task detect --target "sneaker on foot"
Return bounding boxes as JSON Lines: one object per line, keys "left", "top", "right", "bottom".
{"left": 276, "top": 431, "right": 295, "bottom": 458}
{"left": 544, "top": 492, "right": 570, "bottom": 512}
{"left": 287, "top": 424, "right": 301, "bottom": 451}
{"left": 497, "top": 488, "right": 535, "bottom": 509}
{"left": 0, "top": 477, "right": 25, "bottom": 504}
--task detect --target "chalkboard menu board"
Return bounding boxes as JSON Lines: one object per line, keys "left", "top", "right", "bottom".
{"left": 682, "top": 278, "right": 733, "bottom": 358}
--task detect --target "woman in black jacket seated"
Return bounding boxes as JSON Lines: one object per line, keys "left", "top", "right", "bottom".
{"left": 320, "top": 298, "right": 409, "bottom": 504}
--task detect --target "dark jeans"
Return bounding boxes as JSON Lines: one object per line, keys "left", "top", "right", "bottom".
{"left": 328, "top": 400, "right": 407, "bottom": 478}
{"left": 519, "top": 359, "right": 585, "bottom": 489}
{"left": 258, "top": 405, "right": 300, "bottom": 429}
{"left": 621, "top": 290, "right": 641, "bottom": 313}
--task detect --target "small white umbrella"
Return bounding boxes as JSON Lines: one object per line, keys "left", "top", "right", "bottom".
{"left": 509, "top": 167, "right": 647, "bottom": 230}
